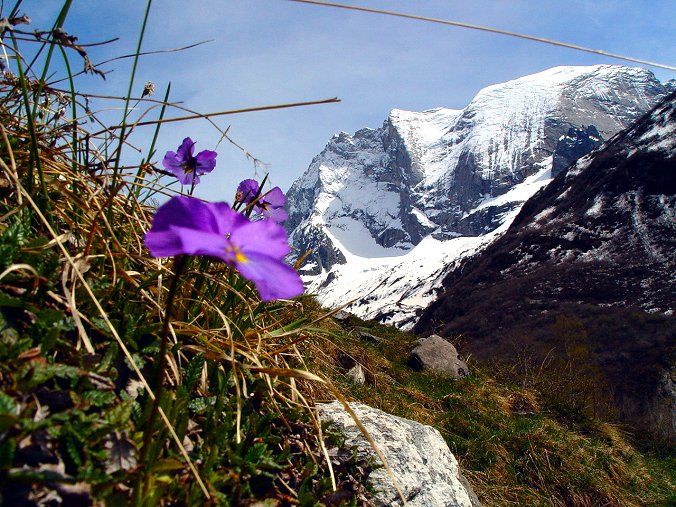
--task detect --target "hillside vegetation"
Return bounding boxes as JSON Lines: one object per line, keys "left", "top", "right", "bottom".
{"left": 299, "top": 301, "right": 676, "bottom": 506}
{"left": 0, "top": 6, "right": 367, "bottom": 505}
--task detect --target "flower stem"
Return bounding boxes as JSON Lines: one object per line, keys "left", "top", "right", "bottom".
{"left": 134, "top": 255, "right": 187, "bottom": 505}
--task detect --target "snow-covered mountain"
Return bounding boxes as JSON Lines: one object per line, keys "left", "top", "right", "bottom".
{"left": 286, "top": 65, "right": 670, "bottom": 328}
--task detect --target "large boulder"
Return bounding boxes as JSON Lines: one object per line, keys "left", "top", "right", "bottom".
{"left": 318, "top": 401, "right": 480, "bottom": 507}
{"left": 408, "top": 335, "right": 469, "bottom": 378}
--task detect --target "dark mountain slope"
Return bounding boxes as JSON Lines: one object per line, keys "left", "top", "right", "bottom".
{"left": 415, "top": 92, "right": 676, "bottom": 440}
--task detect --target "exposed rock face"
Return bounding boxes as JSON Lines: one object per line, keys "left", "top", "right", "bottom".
{"left": 333, "top": 310, "right": 351, "bottom": 322}
{"left": 551, "top": 125, "right": 603, "bottom": 176}
{"left": 408, "top": 335, "right": 469, "bottom": 378}
{"left": 416, "top": 93, "right": 676, "bottom": 440}
{"left": 286, "top": 65, "right": 670, "bottom": 328}
{"left": 318, "top": 401, "right": 479, "bottom": 507}
{"left": 358, "top": 330, "right": 384, "bottom": 344}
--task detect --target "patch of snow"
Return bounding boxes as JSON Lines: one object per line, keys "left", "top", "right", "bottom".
{"left": 534, "top": 206, "right": 556, "bottom": 222}
{"left": 304, "top": 207, "right": 521, "bottom": 329}
{"left": 327, "top": 216, "right": 408, "bottom": 258}
{"left": 468, "top": 163, "right": 552, "bottom": 215}
{"left": 586, "top": 195, "right": 604, "bottom": 217}
{"left": 410, "top": 207, "right": 437, "bottom": 229}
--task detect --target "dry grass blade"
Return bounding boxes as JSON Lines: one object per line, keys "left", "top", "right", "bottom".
{"left": 287, "top": 0, "right": 676, "bottom": 71}
{"left": 61, "top": 259, "right": 95, "bottom": 354}
{"left": 0, "top": 125, "right": 22, "bottom": 205}
{"left": 90, "top": 97, "right": 341, "bottom": 135}
{"left": 0, "top": 263, "right": 38, "bottom": 282}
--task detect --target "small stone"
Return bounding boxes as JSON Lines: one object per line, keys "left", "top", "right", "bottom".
{"left": 333, "top": 310, "right": 351, "bottom": 322}
{"left": 358, "top": 330, "right": 384, "bottom": 344}
{"left": 346, "top": 364, "right": 366, "bottom": 384}
{"left": 408, "top": 335, "right": 469, "bottom": 378}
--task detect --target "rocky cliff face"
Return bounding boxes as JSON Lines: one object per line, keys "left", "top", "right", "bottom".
{"left": 286, "top": 65, "right": 670, "bottom": 327}
{"left": 415, "top": 93, "right": 676, "bottom": 440}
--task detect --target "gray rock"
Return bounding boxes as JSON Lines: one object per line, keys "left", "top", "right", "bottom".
{"left": 358, "top": 330, "right": 384, "bottom": 344}
{"left": 458, "top": 474, "right": 482, "bottom": 507}
{"left": 408, "top": 335, "right": 469, "bottom": 378}
{"left": 318, "top": 401, "right": 478, "bottom": 507}
{"left": 333, "top": 310, "right": 351, "bottom": 322}
{"left": 346, "top": 364, "right": 366, "bottom": 385}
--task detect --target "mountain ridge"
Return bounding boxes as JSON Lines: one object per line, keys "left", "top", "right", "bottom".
{"left": 286, "top": 65, "right": 670, "bottom": 327}
{"left": 415, "top": 92, "right": 676, "bottom": 439}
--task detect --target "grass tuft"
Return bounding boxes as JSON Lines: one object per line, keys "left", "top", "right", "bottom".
{"left": 0, "top": 6, "right": 367, "bottom": 505}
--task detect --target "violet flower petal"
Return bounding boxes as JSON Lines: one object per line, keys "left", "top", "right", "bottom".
{"left": 194, "top": 150, "right": 217, "bottom": 175}
{"left": 169, "top": 226, "right": 229, "bottom": 258}
{"left": 150, "top": 196, "right": 220, "bottom": 233}
{"left": 263, "top": 187, "right": 287, "bottom": 207}
{"left": 235, "top": 252, "right": 304, "bottom": 301}
{"left": 144, "top": 228, "right": 184, "bottom": 258}
{"left": 144, "top": 195, "right": 303, "bottom": 301}
{"left": 176, "top": 137, "right": 195, "bottom": 161}
{"left": 162, "top": 151, "right": 181, "bottom": 172}
{"left": 209, "top": 201, "right": 248, "bottom": 236}
{"left": 236, "top": 179, "right": 259, "bottom": 204}
{"left": 231, "top": 219, "right": 291, "bottom": 259}
{"left": 263, "top": 206, "right": 288, "bottom": 223}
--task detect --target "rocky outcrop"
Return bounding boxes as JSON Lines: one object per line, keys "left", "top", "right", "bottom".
{"left": 358, "top": 330, "right": 384, "bottom": 344}
{"left": 408, "top": 335, "right": 469, "bottom": 378}
{"left": 319, "top": 401, "right": 479, "bottom": 507}
{"left": 551, "top": 125, "right": 603, "bottom": 176}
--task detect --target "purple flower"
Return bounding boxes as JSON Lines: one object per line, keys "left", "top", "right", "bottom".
{"left": 236, "top": 179, "right": 260, "bottom": 204}
{"left": 256, "top": 187, "right": 288, "bottom": 223}
{"left": 144, "top": 196, "right": 303, "bottom": 301}
{"left": 235, "top": 179, "right": 288, "bottom": 223}
{"left": 162, "top": 137, "right": 217, "bottom": 186}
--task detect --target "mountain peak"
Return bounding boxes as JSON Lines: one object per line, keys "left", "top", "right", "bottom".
{"left": 286, "top": 66, "right": 670, "bottom": 327}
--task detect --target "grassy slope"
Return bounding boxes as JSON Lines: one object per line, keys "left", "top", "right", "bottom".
{"left": 298, "top": 300, "right": 676, "bottom": 507}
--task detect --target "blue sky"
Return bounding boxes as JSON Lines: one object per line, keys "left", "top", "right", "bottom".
{"left": 23, "top": 0, "right": 676, "bottom": 200}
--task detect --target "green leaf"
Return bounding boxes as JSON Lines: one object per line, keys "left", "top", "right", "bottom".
{"left": 0, "top": 391, "right": 18, "bottom": 415}
{"left": 183, "top": 353, "right": 205, "bottom": 392}
{"left": 64, "top": 431, "right": 83, "bottom": 468}
{"left": 24, "top": 363, "right": 80, "bottom": 390}
{"left": 0, "top": 292, "right": 25, "bottom": 309}
{"left": 188, "top": 396, "right": 216, "bottom": 414}
{"left": 103, "top": 400, "right": 133, "bottom": 428}
{"left": 82, "top": 390, "right": 115, "bottom": 408}
{"left": 0, "top": 438, "right": 16, "bottom": 468}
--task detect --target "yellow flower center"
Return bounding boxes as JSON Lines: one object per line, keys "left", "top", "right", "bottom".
{"left": 225, "top": 244, "right": 248, "bottom": 264}
{"left": 235, "top": 251, "right": 248, "bottom": 263}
